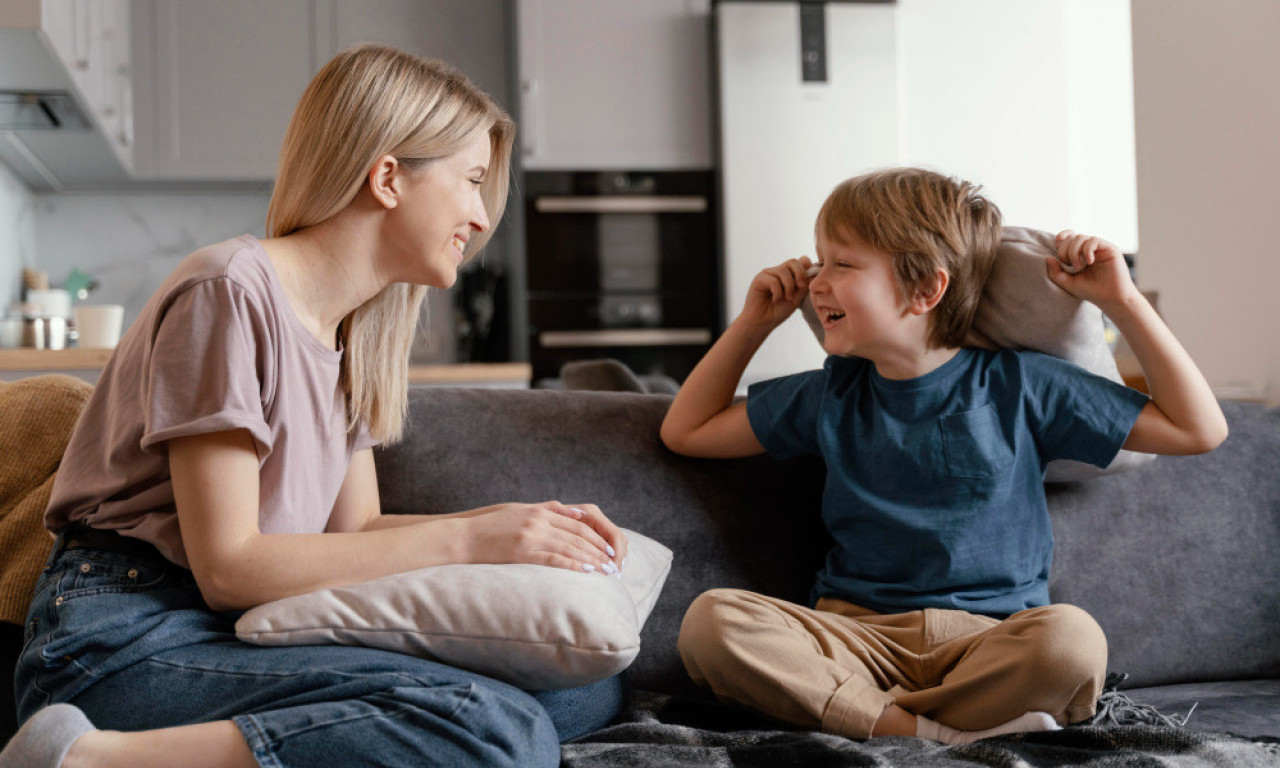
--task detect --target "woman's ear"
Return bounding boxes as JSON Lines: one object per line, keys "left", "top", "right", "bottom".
{"left": 367, "top": 155, "right": 402, "bottom": 210}
{"left": 910, "top": 269, "right": 950, "bottom": 315}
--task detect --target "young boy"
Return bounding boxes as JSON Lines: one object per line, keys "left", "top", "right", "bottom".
{"left": 660, "top": 168, "right": 1227, "bottom": 744}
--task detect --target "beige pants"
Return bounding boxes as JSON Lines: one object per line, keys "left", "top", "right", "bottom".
{"left": 677, "top": 588, "right": 1107, "bottom": 739}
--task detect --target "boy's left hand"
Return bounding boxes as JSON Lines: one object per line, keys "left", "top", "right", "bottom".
{"left": 1047, "top": 230, "right": 1139, "bottom": 311}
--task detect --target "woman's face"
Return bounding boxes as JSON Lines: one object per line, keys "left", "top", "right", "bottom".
{"left": 388, "top": 131, "right": 493, "bottom": 288}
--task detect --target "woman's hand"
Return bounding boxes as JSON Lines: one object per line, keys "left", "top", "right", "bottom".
{"left": 556, "top": 503, "right": 629, "bottom": 571}
{"left": 739, "top": 257, "right": 815, "bottom": 329}
{"left": 463, "top": 501, "right": 627, "bottom": 575}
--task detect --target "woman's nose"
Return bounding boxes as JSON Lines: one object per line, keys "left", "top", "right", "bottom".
{"left": 471, "top": 197, "right": 491, "bottom": 233}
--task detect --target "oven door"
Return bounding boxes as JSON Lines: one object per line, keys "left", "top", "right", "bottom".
{"left": 525, "top": 195, "right": 715, "bottom": 299}
{"left": 523, "top": 171, "right": 720, "bottom": 382}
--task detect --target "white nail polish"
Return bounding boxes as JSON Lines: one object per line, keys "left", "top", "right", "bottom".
{"left": 606, "top": 544, "right": 616, "bottom": 557}
{"left": 581, "top": 564, "right": 596, "bottom": 573}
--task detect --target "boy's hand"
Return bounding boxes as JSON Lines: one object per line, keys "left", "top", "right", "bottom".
{"left": 739, "top": 257, "right": 815, "bottom": 329}
{"left": 1047, "top": 230, "right": 1139, "bottom": 312}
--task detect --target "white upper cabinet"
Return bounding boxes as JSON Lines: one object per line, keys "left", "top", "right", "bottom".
{"left": 517, "top": 0, "right": 713, "bottom": 170}
{"left": 131, "top": 0, "right": 328, "bottom": 181}
{"left": 131, "top": 0, "right": 510, "bottom": 183}
{"left": 330, "top": 0, "right": 509, "bottom": 109}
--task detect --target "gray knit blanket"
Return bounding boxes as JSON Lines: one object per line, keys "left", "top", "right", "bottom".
{"left": 562, "top": 692, "right": 1280, "bottom": 767}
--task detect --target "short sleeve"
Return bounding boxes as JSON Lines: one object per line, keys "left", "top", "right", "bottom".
{"left": 351, "top": 420, "right": 381, "bottom": 453}
{"left": 1021, "top": 350, "right": 1150, "bottom": 468}
{"left": 140, "top": 278, "right": 275, "bottom": 460}
{"left": 746, "top": 368, "right": 827, "bottom": 459}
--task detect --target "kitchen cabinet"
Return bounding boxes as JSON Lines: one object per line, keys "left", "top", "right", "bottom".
{"left": 130, "top": 0, "right": 328, "bottom": 181}
{"left": 43, "top": 0, "right": 132, "bottom": 152}
{"left": 0, "top": 0, "right": 135, "bottom": 188}
{"left": 130, "top": 0, "right": 509, "bottom": 183}
{"left": 516, "top": 0, "right": 713, "bottom": 170}
{"left": 329, "top": 0, "right": 509, "bottom": 109}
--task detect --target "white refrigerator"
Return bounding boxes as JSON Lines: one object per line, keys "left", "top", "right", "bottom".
{"left": 716, "top": 0, "right": 1138, "bottom": 385}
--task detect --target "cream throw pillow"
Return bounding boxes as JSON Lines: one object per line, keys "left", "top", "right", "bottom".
{"left": 236, "top": 528, "right": 673, "bottom": 690}
{"left": 801, "top": 226, "right": 1154, "bottom": 482}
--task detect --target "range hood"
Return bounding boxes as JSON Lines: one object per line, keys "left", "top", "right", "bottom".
{"left": 0, "top": 91, "right": 90, "bottom": 130}
{"left": 0, "top": 25, "right": 133, "bottom": 189}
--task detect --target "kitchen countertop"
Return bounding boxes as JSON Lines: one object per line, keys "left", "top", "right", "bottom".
{"left": 0, "top": 349, "right": 531, "bottom": 385}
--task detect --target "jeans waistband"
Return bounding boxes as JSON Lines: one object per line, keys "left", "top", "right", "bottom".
{"left": 56, "top": 523, "right": 165, "bottom": 561}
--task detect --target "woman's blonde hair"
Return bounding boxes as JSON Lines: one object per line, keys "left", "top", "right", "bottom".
{"left": 817, "top": 168, "right": 1002, "bottom": 349}
{"left": 267, "top": 44, "right": 514, "bottom": 444}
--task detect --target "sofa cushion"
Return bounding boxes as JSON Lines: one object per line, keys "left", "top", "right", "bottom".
{"left": 236, "top": 528, "right": 672, "bottom": 690}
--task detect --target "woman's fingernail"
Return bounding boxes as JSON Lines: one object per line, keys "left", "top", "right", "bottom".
{"left": 621, "top": 556, "right": 627, "bottom": 568}
{"left": 581, "top": 564, "right": 596, "bottom": 573}
{"left": 606, "top": 544, "right": 616, "bottom": 557}
{"left": 601, "top": 562, "right": 618, "bottom": 575}
{"left": 569, "top": 507, "right": 587, "bottom": 517}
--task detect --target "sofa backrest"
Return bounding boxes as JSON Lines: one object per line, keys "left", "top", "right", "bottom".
{"left": 1046, "top": 399, "right": 1280, "bottom": 687}
{"left": 376, "top": 390, "right": 1280, "bottom": 693}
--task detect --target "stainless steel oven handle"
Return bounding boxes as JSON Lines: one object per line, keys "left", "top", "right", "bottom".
{"left": 533, "top": 196, "right": 708, "bottom": 214}
{"left": 539, "top": 328, "right": 713, "bottom": 348}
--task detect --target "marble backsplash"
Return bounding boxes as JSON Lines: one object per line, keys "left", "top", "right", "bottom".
{"left": 10, "top": 188, "right": 457, "bottom": 363}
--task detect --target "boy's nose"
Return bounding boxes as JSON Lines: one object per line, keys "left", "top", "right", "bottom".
{"left": 808, "top": 271, "right": 828, "bottom": 294}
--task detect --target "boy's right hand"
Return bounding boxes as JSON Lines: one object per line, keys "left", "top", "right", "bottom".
{"left": 739, "top": 257, "right": 815, "bottom": 329}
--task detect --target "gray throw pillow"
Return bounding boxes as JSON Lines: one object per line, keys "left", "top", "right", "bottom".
{"left": 801, "top": 226, "right": 1154, "bottom": 482}
{"left": 235, "top": 528, "right": 673, "bottom": 689}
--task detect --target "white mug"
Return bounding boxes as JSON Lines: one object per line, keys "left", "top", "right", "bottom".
{"left": 73, "top": 304, "right": 125, "bottom": 348}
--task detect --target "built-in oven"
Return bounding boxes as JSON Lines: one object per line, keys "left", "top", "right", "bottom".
{"left": 524, "top": 170, "right": 719, "bottom": 382}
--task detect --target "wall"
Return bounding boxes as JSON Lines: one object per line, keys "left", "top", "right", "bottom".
{"left": 0, "top": 160, "right": 33, "bottom": 311}
{"left": 1131, "top": 0, "right": 1280, "bottom": 404}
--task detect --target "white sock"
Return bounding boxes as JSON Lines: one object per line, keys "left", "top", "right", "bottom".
{"left": 0, "top": 704, "right": 96, "bottom": 768}
{"left": 915, "top": 711, "right": 1061, "bottom": 745}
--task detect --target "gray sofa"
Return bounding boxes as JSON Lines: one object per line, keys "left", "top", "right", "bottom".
{"left": 375, "top": 388, "right": 1280, "bottom": 765}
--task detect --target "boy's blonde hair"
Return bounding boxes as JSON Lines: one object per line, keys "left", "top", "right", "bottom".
{"left": 816, "top": 168, "right": 1002, "bottom": 349}
{"left": 266, "top": 44, "right": 514, "bottom": 444}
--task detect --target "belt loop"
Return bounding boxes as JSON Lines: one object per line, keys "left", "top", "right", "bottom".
{"left": 44, "top": 529, "right": 70, "bottom": 570}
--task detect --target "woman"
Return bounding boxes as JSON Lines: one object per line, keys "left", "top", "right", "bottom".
{"left": 2, "top": 44, "right": 627, "bottom": 768}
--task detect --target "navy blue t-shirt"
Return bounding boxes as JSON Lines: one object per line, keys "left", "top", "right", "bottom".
{"left": 746, "top": 348, "right": 1149, "bottom": 618}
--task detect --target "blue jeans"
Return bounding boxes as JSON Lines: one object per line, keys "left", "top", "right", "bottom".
{"left": 15, "top": 543, "right": 624, "bottom": 767}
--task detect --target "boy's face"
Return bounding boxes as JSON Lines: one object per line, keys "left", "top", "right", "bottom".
{"left": 808, "top": 230, "right": 913, "bottom": 358}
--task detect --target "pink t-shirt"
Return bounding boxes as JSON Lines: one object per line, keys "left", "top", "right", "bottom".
{"left": 45, "top": 235, "right": 378, "bottom": 568}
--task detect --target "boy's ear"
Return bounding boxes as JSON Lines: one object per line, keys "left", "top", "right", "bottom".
{"left": 908, "top": 269, "right": 950, "bottom": 315}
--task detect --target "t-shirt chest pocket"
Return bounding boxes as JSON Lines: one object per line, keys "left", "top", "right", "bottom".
{"left": 939, "top": 404, "right": 1013, "bottom": 479}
